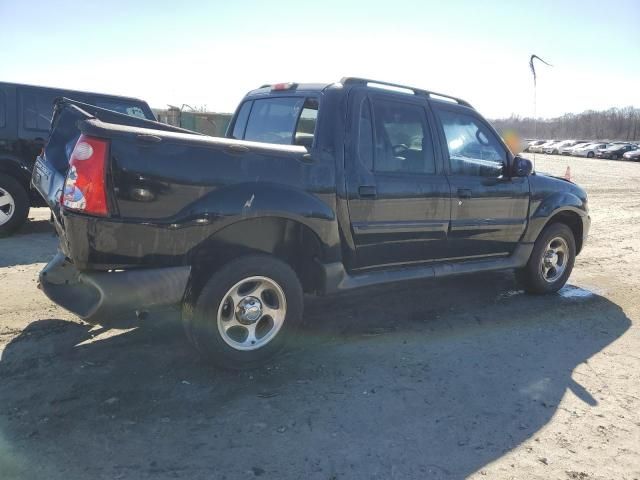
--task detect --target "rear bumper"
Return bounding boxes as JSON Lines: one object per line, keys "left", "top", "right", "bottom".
{"left": 39, "top": 253, "right": 190, "bottom": 323}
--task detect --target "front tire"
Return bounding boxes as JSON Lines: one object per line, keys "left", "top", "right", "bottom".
{"left": 0, "top": 174, "right": 30, "bottom": 236}
{"left": 516, "top": 223, "right": 576, "bottom": 294}
{"left": 183, "top": 255, "right": 303, "bottom": 369}
{"left": 587, "top": 152, "right": 594, "bottom": 158}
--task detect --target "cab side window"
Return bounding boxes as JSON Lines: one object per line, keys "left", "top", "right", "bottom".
{"left": 370, "top": 98, "right": 436, "bottom": 174}
{"left": 293, "top": 98, "right": 318, "bottom": 148}
{"left": 436, "top": 109, "right": 506, "bottom": 177}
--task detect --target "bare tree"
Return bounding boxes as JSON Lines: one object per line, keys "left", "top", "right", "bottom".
{"left": 491, "top": 107, "right": 640, "bottom": 141}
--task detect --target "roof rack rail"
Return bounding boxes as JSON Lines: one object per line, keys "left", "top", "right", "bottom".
{"left": 339, "top": 77, "right": 473, "bottom": 108}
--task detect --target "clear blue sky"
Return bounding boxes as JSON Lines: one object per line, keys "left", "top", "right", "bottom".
{"left": 1, "top": 0, "right": 639, "bottom": 118}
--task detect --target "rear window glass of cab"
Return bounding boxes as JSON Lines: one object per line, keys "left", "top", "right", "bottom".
{"left": 230, "top": 96, "right": 318, "bottom": 148}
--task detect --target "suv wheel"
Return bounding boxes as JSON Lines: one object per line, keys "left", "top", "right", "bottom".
{"left": 0, "top": 174, "right": 30, "bottom": 236}
{"left": 516, "top": 223, "right": 576, "bottom": 294}
{"left": 183, "top": 255, "right": 303, "bottom": 369}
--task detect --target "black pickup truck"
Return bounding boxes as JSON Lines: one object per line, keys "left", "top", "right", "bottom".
{"left": 34, "top": 78, "right": 590, "bottom": 368}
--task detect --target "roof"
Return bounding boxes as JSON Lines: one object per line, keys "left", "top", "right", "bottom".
{"left": 245, "top": 83, "right": 332, "bottom": 96}
{"left": 0, "top": 80, "right": 148, "bottom": 104}
{"left": 244, "top": 77, "right": 473, "bottom": 108}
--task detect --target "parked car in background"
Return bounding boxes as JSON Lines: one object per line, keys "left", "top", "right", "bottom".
{"left": 622, "top": 148, "right": 640, "bottom": 161}
{"left": 0, "top": 81, "right": 156, "bottom": 235}
{"left": 560, "top": 142, "right": 590, "bottom": 155}
{"left": 545, "top": 140, "right": 587, "bottom": 155}
{"left": 525, "top": 140, "right": 546, "bottom": 152}
{"left": 573, "top": 142, "right": 609, "bottom": 158}
{"left": 529, "top": 140, "right": 556, "bottom": 153}
{"left": 595, "top": 143, "right": 637, "bottom": 160}
{"left": 33, "top": 77, "right": 590, "bottom": 367}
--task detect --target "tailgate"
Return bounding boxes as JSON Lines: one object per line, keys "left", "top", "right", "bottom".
{"left": 32, "top": 153, "right": 66, "bottom": 214}
{"left": 31, "top": 98, "right": 193, "bottom": 218}
{"left": 31, "top": 101, "right": 92, "bottom": 217}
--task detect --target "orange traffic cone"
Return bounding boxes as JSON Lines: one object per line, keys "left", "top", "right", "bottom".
{"left": 564, "top": 166, "right": 571, "bottom": 181}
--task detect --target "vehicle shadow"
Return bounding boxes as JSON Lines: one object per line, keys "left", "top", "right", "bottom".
{"left": 0, "top": 272, "right": 631, "bottom": 480}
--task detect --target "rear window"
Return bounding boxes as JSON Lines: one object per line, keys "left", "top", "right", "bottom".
{"left": 91, "top": 99, "right": 150, "bottom": 119}
{"left": 231, "top": 101, "right": 252, "bottom": 140}
{"left": 234, "top": 96, "right": 318, "bottom": 146}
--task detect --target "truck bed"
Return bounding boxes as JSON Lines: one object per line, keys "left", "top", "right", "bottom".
{"left": 33, "top": 99, "right": 336, "bottom": 271}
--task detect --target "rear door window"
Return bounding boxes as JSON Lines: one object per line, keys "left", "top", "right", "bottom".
{"left": 371, "top": 97, "right": 436, "bottom": 174}
{"left": 20, "top": 89, "right": 57, "bottom": 132}
{"left": 357, "top": 98, "right": 374, "bottom": 171}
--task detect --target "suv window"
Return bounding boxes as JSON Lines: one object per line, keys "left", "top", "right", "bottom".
{"left": 371, "top": 98, "right": 435, "bottom": 174}
{"left": 436, "top": 109, "right": 506, "bottom": 177}
{"left": 21, "top": 89, "right": 57, "bottom": 131}
{"left": 243, "top": 97, "right": 307, "bottom": 145}
{"left": 91, "top": 98, "right": 149, "bottom": 119}
{"left": 0, "top": 90, "right": 5, "bottom": 128}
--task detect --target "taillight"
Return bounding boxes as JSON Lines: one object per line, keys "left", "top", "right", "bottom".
{"left": 62, "top": 134, "right": 109, "bottom": 216}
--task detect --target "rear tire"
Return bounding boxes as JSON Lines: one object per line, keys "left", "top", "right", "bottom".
{"left": 183, "top": 255, "right": 303, "bottom": 369}
{"left": 0, "top": 174, "right": 30, "bottom": 236}
{"left": 516, "top": 223, "right": 576, "bottom": 294}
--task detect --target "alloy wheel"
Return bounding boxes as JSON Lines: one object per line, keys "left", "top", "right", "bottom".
{"left": 0, "top": 187, "right": 15, "bottom": 226}
{"left": 217, "top": 276, "right": 287, "bottom": 351}
{"left": 540, "top": 236, "right": 569, "bottom": 283}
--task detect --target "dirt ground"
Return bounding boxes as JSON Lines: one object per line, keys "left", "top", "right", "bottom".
{"left": 0, "top": 154, "right": 639, "bottom": 480}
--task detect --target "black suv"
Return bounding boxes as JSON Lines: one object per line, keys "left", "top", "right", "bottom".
{"left": 0, "top": 82, "right": 155, "bottom": 234}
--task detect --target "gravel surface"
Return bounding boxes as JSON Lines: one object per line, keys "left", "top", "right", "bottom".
{"left": 0, "top": 154, "right": 639, "bottom": 480}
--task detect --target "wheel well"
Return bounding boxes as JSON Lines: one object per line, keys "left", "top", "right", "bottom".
{"left": 0, "top": 162, "right": 30, "bottom": 190}
{"left": 547, "top": 211, "right": 584, "bottom": 254}
{"left": 189, "top": 217, "right": 325, "bottom": 295}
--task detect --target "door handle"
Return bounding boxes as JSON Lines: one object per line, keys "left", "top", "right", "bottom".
{"left": 457, "top": 188, "right": 472, "bottom": 199}
{"left": 358, "top": 185, "right": 377, "bottom": 198}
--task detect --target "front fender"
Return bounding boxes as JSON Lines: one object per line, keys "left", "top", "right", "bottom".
{"left": 523, "top": 191, "right": 588, "bottom": 244}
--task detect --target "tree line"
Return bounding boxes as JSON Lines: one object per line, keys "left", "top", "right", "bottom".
{"left": 491, "top": 107, "right": 640, "bottom": 141}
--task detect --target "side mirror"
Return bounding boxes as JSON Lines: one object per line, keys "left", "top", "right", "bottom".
{"left": 512, "top": 156, "right": 533, "bottom": 177}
